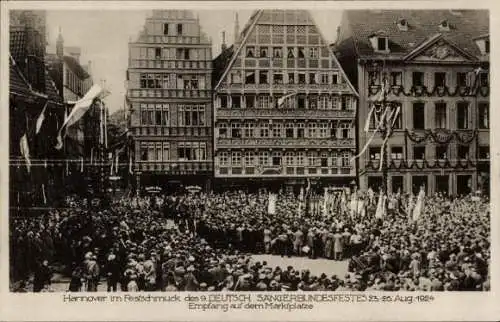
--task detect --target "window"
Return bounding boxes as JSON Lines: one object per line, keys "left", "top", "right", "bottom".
{"left": 273, "top": 73, "right": 283, "bottom": 84}
{"left": 457, "top": 72, "right": 467, "bottom": 87}
{"left": 244, "top": 151, "right": 255, "bottom": 166}
{"left": 163, "top": 23, "right": 169, "bottom": 35}
{"left": 287, "top": 47, "right": 295, "bottom": 58}
{"left": 485, "top": 40, "right": 490, "bottom": 53}
{"left": 307, "top": 152, "right": 318, "bottom": 167}
{"left": 245, "top": 71, "right": 255, "bottom": 84}
{"left": 246, "top": 95, "right": 255, "bottom": 109}
{"left": 392, "top": 176, "right": 404, "bottom": 193}
{"left": 177, "top": 142, "right": 206, "bottom": 161}
{"left": 377, "top": 37, "right": 387, "bottom": 51}
{"left": 436, "top": 145, "right": 447, "bottom": 159}
{"left": 230, "top": 72, "right": 241, "bottom": 84}
{"left": 298, "top": 47, "right": 305, "bottom": 58}
{"left": 246, "top": 46, "right": 255, "bottom": 57}
{"left": 319, "top": 123, "right": 328, "bottom": 138}
{"left": 258, "top": 151, "right": 269, "bottom": 166}
{"left": 273, "top": 47, "right": 282, "bottom": 58}
{"left": 259, "top": 71, "right": 268, "bottom": 84}
{"left": 296, "top": 152, "right": 305, "bottom": 165}
{"left": 413, "top": 146, "right": 425, "bottom": 160}
{"left": 435, "top": 103, "right": 447, "bottom": 128}
{"left": 176, "top": 49, "right": 183, "bottom": 59}
{"left": 310, "top": 47, "right": 319, "bottom": 58}
{"left": 285, "top": 124, "right": 294, "bottom": 138}
{"left": 368, "top": 71, "right": 380, "bottom": 86}
{"left": 413, "top": 102, "right": 425, "bottom": 129}
{"left": 285, "top": 152, "right": 294, "bottom": 166}
{"left": 412, "top": 176, "right": 428, "bottom": 195}
{"left": 288, "top": 73, "right": 295, "bottom": 84}
{"left": 320, "top": 74, "right": 329, "bottom": 84}
{"left": 480, "top": 72, "right": 489, "bottom": 86}
{"left": 218, "top": 123, "right": 228, "bottom": 138}
{"left": 177, "top": 24, "right": 183, "bottom": 35}
{"left": 309, "top": 96, "right": 318, "bottom": 109}
{"left": 297, "top": 123, "right": 305, "bottom": 138}
{"left": 457, "top": 102, "right": 469, "bottom": 129}
{"left": 140, "top": 144, "right": 148, "bottom": 161}
{"left": 320, "top": 152, "right": 328, "bottom": 167}
{"left": 259, "top": 123, "right": 269, "bottom": 137}
{"left": 231, "top": 123, "right": 242, "bottom": 138}
{"left": 412, "top": 72, "right": 424, "bottom": 87}
{"left": 319, "top": 96, "right": 328, "bottom": 109}
{"left": 309, "top": 73, "right": 316, "bottom": 84}
{"left": 244, "top": 123, "right": 254, "bottom": 137}
{"left": 258, "top": 96, "right": 270, "bottom": 109}
{"left": 479, "top": 146, "right": 490, "bottom": 159}
{"left": 340, "top": 122, "right": 351, "bottom": 138}
{"left": 435, "top": 175, "right": 449, "bottom": 194}
{"left": 458, "top": 145, "right": 469, "bottom": 159}
{"left": 232, "top": 152, "right": 242, "bottom": 165}
{"left": 272, "top": 152, "right": 282, "bottom": 166}
{"left": 219, "top": 152, "right": 229, "bottom": 166}
{"left": 478, "top": 103, "right": 489, "bottom": 129}
{"left": 390, "top": 72, "right": 402, "bottom": 86}
{"left": 220, "top": 96, "right": 228, "bottom": 108}
{"left": 434, "top": 72, "right": 446, "bottom": 87}
{"left": 328, "top": 73, "right": 336, "bottom": 84}
{"left": 140, "top": 74, "right": 147, "bottom": 88}
{"left": 369, "top": 147, "right": 381, "bottom": 160}
{"left": 155, "top": 47, "right": 162, "bottom": 59}
{"left": 178, "top": 105, "right": 205, "bottom": 127}
{"left": 162, "top": 143, "right": 170, "bottom": 161}
{"left": 184, "top": 48, "right": 190, "bottom": 60}
{"left": 297, "top": 96, "right": 305, "bottom": 109}
{"left": 341, "top": 152, "right": 350, "bottom": 167}
{"left": 259, "top": 47, "right": 268, "bottom": 57}
{"left": 271, "top": 123, "right": 282, "bottom": 137}
{"left": 391, "top": 147, "right": 403, "bottom": 160}
{"left": 341, "top": 96, "right": 350, "bottom": 110}
{"left": 298, "top": 73, "right": 306, "bottom": 84}
{"left": 307, "top": 123, "right": 317, "bottom": 138}
{"left": 231, "top": 95, "right": 241, "bottom": 109}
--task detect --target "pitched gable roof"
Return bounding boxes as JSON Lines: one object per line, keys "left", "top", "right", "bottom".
{"left": 214, "top": 9, "right": 358, "bottom": 96}
{"left": 403, "top": 33, "right": 477, "bottom": 62}
{"left": 342, "top": 10, "right": 488, "bottom": 59}
{"left": 63, "top": 55, "right": 90, "bottom": 80}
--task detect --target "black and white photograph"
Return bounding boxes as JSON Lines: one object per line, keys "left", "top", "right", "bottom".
{"left": 7, "top": 6, "right": 492, "bottom": 296}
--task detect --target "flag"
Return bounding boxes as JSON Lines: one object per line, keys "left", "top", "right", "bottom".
{"left": 268, "top": 192, "right": 276, "bottom": 215}
{"left": 412, "top": 187, "right": 426, "bottom": 221}
{"left": 322, "top": 189, "right": 328, "bottom": 217}
{"left": 35, "top": 101, "right": 48, "bottom": 134}
{"left": 129, "top": 153, "right": 133, "bottom": 174}
{"left": 80, "top": 156, "right": 84, "bottom": 172}
{"left": 19, "top": 134, "right": 31, "bottom": 173}
{"left": 41, "top": 184, "right": 47, "bottom": 204}
{"left": 375, "top": 192, "right": 385, "bottom": 219}
{"left": 55, "top": 84, "right": 108, "bottom": 150}
{"left": 115, "top": 152, "right": 119, "bottom": 174}
{"left": 277, "top": 92, "right": 296, "bottom": 108}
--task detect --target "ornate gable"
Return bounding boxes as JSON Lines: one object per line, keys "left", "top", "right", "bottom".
{"left": 404, "top": 36, "right": 477, "bottom": 63}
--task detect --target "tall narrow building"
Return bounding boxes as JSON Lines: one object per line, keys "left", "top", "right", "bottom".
{"left": 213, "top": 10, "right": 358, "bottom": 193}
{"left": 127, "top": 10, "right": 213, "bottom": 192}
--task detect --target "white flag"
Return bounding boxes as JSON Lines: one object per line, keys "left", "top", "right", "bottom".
{"left": 277, "top": 92, "right": 296, "bottom": 108}
{"left": 56, "top": 84, "right": 108, "bottom": 150}
{"left": 375, "top": 193, "right": 385, "bottom": 219}
{"left": 19, "top": 134, "right": 31, "bottom": 172}
{"left": 412, "top": 187, "right": 426, "bottom": 221}
{"left": 35, "top": 101, "right": 48, "bottom": 134}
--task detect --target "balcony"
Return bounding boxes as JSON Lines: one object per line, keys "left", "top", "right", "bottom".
{"left": 128, "top": 59, "right": 212, "bottom": 70}
{"left": 132, "top": 126, "right": 211, "bottom": 137}
{"left": 215, "top": 165, "right": 355, "bottom": 177}
{"left": 217, "top": 82, "right": 351, "bottom": 93}
{"left": 128, "top": 88, "right": 211, "bottom": 99}
{"left": 216, "top": 108, "right": 355, "bottom": 120}
{"left": 134, "top": 160, "right": 213, "bottom": 174}
{"left": 215, "top": 137, "right": 355, "bottom": 149}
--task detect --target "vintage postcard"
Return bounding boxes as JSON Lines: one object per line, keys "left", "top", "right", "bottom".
{"left": 0, "top": 0, "right": 498, "bottom": 321}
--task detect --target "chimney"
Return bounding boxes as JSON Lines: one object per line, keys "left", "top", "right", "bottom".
{"left": 234, "top": 12, "right": 240, "bottom": 43}
{"left": 56, "top": 27, "right": 64, "bottom": 58}
{"left": 221, "top": 31, "right": 227, "bottom": 51}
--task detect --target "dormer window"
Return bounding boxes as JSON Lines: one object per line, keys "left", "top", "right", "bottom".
{"left": 377, "top": 37, "right": 388, "bottom": 51}
{"left": 474, "top": 36, "right": 490, "bottom": 55}
{"left": 439, "top": 20, "right": 450, "bottom": 32}
{"left": 397, "top": 18, "right": 408, "bottom": 31}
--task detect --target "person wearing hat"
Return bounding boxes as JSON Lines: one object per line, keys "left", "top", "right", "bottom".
{"left": 105, "top": 250, "right": 120, "bottom": 292}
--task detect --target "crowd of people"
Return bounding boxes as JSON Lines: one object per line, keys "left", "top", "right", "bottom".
{"left": 10, "top": 188, "right": 490, "bottom": 292}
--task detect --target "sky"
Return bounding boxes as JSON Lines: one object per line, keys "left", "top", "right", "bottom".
{"left": 46, "top": 10, "right": 342, "bottom": 114}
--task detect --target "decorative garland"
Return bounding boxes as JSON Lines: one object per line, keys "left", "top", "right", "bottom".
{"left": 405, "top": 129, "right": 478, "bottom": 145}
{"left": 368, "top": 84, "right": 489, "bottom": 98}
{"left": 365, "top": 158, "right": 477, "bottom": 171}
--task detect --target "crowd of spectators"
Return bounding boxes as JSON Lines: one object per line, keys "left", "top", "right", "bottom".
{"left": 10, "top": 189, "right": 490, "bottom": 292}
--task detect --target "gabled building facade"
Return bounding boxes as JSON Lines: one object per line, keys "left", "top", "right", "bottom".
{"left": 127, "top": 10, "right": 213, "bottom": 192}
{"left": 334, "top": 10, "right": 489, "bottom": 195}
{"left": 213, "top": 9, "right": 358, "bottom": 193}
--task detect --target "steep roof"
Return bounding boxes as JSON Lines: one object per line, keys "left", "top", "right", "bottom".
{"left": 44, "top": 68, "right": 63, "bottom": 104}
{"left": 342, "top": 10, "right": 488, "bottom": 59}
{"left": 63, "top": 55, "right": 90, "bottom": 80}
{"left": 10, "top": 56, "right": 33, "bottom": 98}
{"left": 10, "top": 26, "right": 26, "bottom": 64}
